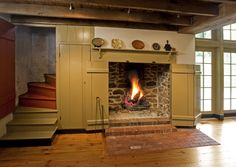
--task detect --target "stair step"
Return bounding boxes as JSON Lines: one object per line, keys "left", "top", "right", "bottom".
{"left": 19, "top": 93, "right": 56, "bottom": 109}
{"left": 28, "top": 82, "right": 55, "bottom": 97}
{"left": 44, "top": 74, "right": 56, "bottom": 87}
{"left": 28, "top": 82, "right": 55, "bottom": 89}
{"left": 105, "top": 124, "right": 177, "bottom": 137}
{"left": 0, "top": 129, "right": 56, "bottom": 140}
{"left": 14, "top": 107, "right": 58, "bottom": 119}
{"left": 7, "top": 118, "right": 57, "bottom": 132}
{"left": 8, "top": 118, "right": 57, "bottom": 126}
{"left": 0, "top": 129, "right": 57, "bottom": 147}
{"left": 19, "top": 93, "right": 56, "bottom": 101}
{"left": 16, "top": 107, "right": 58, "bottom": 113}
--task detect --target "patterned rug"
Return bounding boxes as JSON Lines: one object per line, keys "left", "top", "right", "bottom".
{"left": 105, "top": 128, "right": 220, "bottom": 155}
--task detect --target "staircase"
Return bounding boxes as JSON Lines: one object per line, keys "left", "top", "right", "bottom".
{"left": 19, "top": 74, "right": 56, "bottom": 109}
{"left": 0, "top": 107, "right": 58, "bottom": 147}
{"left": 0, "top": 74, "right": 58, "bottom": 147}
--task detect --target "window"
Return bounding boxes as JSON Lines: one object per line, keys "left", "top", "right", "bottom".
{"left": 223, "top": 23, "right": 236, "bottom": 40}
{"left": 195, "top": 51, "right": 212, "bottom": 112}
{"left": 224, "top": 52, "right": 236, "bottom": 110}
{"left": 195, "top": 30, "right": 212, "bottom": 39}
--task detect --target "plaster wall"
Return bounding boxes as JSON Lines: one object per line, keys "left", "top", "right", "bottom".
{"left": 15, "top": 26, "right": 56, "bottom": 103}
{"left": 94, "top": 27, "right": 195, "bottom": 64}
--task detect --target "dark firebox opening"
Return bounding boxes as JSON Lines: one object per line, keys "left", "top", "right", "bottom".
{"left": 121, "top": 63, "right": 150, "bottom": 111}
{"left": 109, "top": 62, "right": 170, "bottom": 118}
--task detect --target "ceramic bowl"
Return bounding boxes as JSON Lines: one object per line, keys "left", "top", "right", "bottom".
{"left": 152, "top": 43, "right": 161, "bottom": 50}
{"left": 132, "top": 40, "right": 145, "bottom": 49}
{"left": 92, "top": 38, "right": 105, "bottom": 47}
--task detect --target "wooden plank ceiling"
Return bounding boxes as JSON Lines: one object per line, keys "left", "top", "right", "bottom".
{"left": 0, "top": 0, "right": 236, "bottom": 33}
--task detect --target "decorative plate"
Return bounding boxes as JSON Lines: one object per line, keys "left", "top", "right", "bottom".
{"left": 132, "top": 40, "right": 145, "bottom": 49}
{"left": 152, "top": 43, "right": 161, "bottom": 50}
{"left": 112, "top": 39, "right": 123, "bottom": 49}
{"left": 92, "top": 38, "right": 105, "bottom": 47}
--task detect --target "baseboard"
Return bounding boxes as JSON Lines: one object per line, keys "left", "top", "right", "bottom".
{"left": 201, "top": 114, "right": 224, "bottom": 120}
{"left": 224, "top": 112, "right": 236, "bottom": 117}
{"left": 56, "top": 129, "right": 104, "bottom": 134}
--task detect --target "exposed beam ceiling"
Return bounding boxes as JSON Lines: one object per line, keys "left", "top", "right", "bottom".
{"left": 0, "top": 0, "right": 235, "bottom": 33}
{"left": 11, "top": 15, "right": 179, "bottom": 31}
{"left": 0, "top": 3, "right": 192, "bottom": 26}
{"left": 179, "top": 3, "right": 236, "bottom": 33}
{"left": 199, "top": 0, "right": 236, "bottom": 3}
{"left": 0, "top": 0, "right": 220, "bottom": 16}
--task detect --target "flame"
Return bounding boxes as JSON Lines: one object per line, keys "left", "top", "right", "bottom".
{"left": 130, "top": 76, "right": 143, "bottom": 100}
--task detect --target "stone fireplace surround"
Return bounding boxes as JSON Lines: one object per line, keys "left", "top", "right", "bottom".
{"left": 90, "top": 47, "right": 200, "bottom": 128}
{"left": 109, "top": 62, "right": 171, "bottom": 124}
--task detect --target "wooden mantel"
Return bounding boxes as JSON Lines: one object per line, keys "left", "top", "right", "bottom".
{"left": 91, "top": 47, "right": 177, "bottom": 64}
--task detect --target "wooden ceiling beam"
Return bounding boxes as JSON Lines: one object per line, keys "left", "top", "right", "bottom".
{"left": 0, "top": 3, "right": 192, "bottom": 26}
{"left": 0, "top": 0, "right": 220, "bottom": 16}
{"left": 199, "top": 0, "right": 236, "bottom": 3}
{"left": 179, "top": 3, "right": 236, "bottom": 33}
{"left": 11, "top": 15, "right": 179, "bottom": 31}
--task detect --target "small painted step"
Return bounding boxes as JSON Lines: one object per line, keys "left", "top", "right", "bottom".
{"left": 14, "top": 107, "right": 58, "bottom": 119}
{"left": 0, "top": 130, "right": 56, "bottom": 140}
{"left": 7, "top": 118, "right": 57, "bottom": 132}
{"left": 0, "top": 130, "right": 57, "bottom": 147}
{"left": 8, "top": 118, "right": 57, "bottom": 125}
{"left": 19, "top": 93, "right": 56, "bottom": 109}
{"left": 45, "top": 74, "right": 56, "bottom": 87}
{"left": 28, "top": 82, "right": 56, "bottom": 97}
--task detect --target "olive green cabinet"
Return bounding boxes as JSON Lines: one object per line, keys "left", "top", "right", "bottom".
{"left": 171, "top": 64, "right": 201, "bottom": 127}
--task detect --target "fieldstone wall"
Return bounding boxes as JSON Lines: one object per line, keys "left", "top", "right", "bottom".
{"left": 109, "top": 62, "right": 170, "bottom": 117}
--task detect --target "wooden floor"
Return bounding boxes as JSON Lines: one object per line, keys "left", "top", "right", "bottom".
{"left": 0, "top": 118, "right": 236, "bottom": 167}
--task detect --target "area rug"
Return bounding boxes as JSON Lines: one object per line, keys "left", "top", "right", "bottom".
{"left": 105, "top": 128, "right": 220, "bottom": 155}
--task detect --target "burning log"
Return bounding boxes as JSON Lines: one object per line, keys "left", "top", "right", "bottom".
{"left": 123, "top": 92, "right": 150, "bottom": 111}
{"left": 122, "top": 70, "right": 150, "bottom": 111}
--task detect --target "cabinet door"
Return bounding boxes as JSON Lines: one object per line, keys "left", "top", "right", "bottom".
{"left": 172, "top": 73, "right": 189, "bottom": 116}
{"left": 171, "top": 64, "right": 199, "bottom": 127}
{"left": 59, "top": 44, "right": 83, "bottom": 129}
{"left": 85, "top": 72, "right": 109, "bottom": 130}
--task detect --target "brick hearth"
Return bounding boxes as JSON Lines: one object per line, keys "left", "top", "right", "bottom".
{"left": 105, "top": 124, "right": 177, "bottom": 136}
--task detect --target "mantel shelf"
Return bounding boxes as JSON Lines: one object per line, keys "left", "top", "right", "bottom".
{"left": 92, "top": 47, "right": 177, "bottom": 59}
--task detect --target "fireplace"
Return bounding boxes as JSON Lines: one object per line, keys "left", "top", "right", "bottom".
{"left": 109, "top": 62, "right": 171, "bottom": 125}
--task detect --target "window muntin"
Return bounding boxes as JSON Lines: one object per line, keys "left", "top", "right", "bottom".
{"left": 195, "top": 51, "right": 212, "bottom": 112}
{"left": 223, "top": 23, "right": 236, "bottom": 40}
{"left": 224, "top": 52, "right": 236, "bottom": 110}
{"left": 195, "top": 31, "right": 212, "bottom": 39}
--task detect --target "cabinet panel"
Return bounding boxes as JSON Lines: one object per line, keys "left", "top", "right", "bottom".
{"left": 56, "top": 25, "right": 68, "bottom": 44}
{"left": 69, "top": 45, "right": 83, "bottom": 128}
{"left": 172, "top": 73, "right": 188, "bottom": 116}
{"left": 171, "top": 64, "right": 201, "bottom": 127}
{"left": 59, "top": 44, "right": 83, "bottom": 129}
{"left": 57, "top": 26, "right": 93, "bottom": 44}
{"left": 85, "top": 72, "right": 108, "bottom": 130}
{"left": 58, "top": 44, "right": 70, "bottom": 128}
{"left": 68, "top": 26, "right": 84, "bottom": 43}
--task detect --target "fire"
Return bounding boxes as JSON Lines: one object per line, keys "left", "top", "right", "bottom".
{"left": 130, "top": 76, "right": 143, "bottom": 100}
{"left": 123, "top": 70, "right": 150, "bottom": 110}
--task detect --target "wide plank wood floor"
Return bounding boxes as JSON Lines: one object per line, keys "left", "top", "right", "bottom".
{"left": 0, "top": 118, "right": 236, "bottom": 167}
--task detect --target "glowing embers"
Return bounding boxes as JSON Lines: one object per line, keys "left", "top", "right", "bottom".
{"left": 123, "top": 70, "right": 150, "bottom": 111}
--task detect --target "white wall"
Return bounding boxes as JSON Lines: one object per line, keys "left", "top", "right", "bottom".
{"left": 0, "top": 113, "right": 12, "bottom": 137}
{"left": 95, "top": 27, "right": 195, "bottom": 64}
